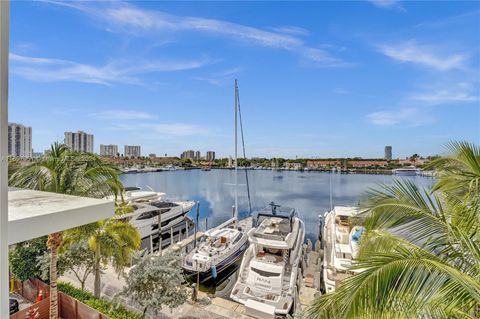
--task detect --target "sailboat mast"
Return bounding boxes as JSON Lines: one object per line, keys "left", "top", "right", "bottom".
{"left": 234, "top": 79, "right": 238, "bottom": 223}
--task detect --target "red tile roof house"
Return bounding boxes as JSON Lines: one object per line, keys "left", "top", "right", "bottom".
{"left": 347, "top": 160, "right": 388, "bottom": 168}
{"left": 306, "top": 160, "right": 341, "bottom": 169}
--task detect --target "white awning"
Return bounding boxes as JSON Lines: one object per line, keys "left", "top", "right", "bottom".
{"left": 8, "top": 188, "right": 114, "bottom": 245}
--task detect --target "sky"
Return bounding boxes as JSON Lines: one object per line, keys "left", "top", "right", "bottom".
{"left": 8, "top": 0, "right": 480, "bottom": 159}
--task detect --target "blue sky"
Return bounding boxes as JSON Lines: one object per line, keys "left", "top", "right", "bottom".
{"left": 8, "top": 0, "right": 480, "bottom": 158}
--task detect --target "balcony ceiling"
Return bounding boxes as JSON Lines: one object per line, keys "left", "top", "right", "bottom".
{"left": 8, "top": 188, "right": 114, "bottom": 245}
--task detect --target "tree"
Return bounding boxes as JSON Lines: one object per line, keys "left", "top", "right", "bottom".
{"left": 9, "top": 143, "right": 124, "bottom": 319}
{"left": 118, "top": 251, "right": 188, "bottom": 318}
{"left": 9, "top": 237, "right": 48, "bottom": 281}
{"left": 47, "top": 232, "right": 62, "bottom": 319}
{"left": 63, "top": 218, "right": 140, "bottom": 298}
{"left": 307, "top": 141, "right": 480, "bottom": 319}
{"left": 38, "top": 240, "right": 95, "bottom": 291}
{"left": 8, "top": 157, "right": 21, "bottom": 179}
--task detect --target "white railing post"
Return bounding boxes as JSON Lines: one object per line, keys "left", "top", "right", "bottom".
{"left": 0, "top": 1, "right": 10, "bottom": 317}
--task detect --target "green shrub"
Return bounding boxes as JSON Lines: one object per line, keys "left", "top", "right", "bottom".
{"left": 58, "top": 282, "right": 142, "bottom": 319}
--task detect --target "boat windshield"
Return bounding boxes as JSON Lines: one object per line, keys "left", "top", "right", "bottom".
{"left": 255, "top": 215, "right": 292, "bottom": 239}
{"left": 136, "top": 210, "right": 160, "bottom": 220}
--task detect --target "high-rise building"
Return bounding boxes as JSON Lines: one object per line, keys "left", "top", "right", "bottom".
{"left": 181, "top": 150, "right": 195, "bottom": 160}
{"left": 124, "top": 145, "right": 141, "bottom": 158}
{"left": 195, "top": 151, "right": 201, "bottom": 161}
{"left": 384, "top": 146, "right": 392, "bottom": 161}
{"left": 100, "top": 144, "right": 118, "bottom": 157}
{"left": 8, "top": 122, "right": 32, "bottom": 158}
{"left": 206, "top": 151, "right": 215, "bottom": 161}
{"left": 64, "top": 131, "right": 94, "bottom": 153}
{"left": 32, "top": 151, "right": 43, "bottom": 158}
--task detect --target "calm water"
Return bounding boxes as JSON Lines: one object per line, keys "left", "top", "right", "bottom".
{"left": 121, "top": 169, "right": 435, "bottom": 241}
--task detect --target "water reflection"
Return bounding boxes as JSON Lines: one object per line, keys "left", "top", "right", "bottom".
{"left": 121, "top": 170, "right": 435, "bottom": 240}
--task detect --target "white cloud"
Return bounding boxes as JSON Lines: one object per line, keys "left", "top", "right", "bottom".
{"left": 367, "top": 108, "right": 432, "bottom": 126}
{"left": 270, "top": 26, "right": 310, "bottom": 36}
{"left": 368, "top": 0, "right": 405, "bottom": 11}
{"left": 44, "top": 1, "right": 349, "bottom": 67}
{"left": 90, "top": 110, "right": 156, "bottom": 120}
{"left": 409, "top": 82, "right": 479, "bottom": 104}
{"left": 10, "top": 53, "right": 214, "bottom": 85}
{"left": 411, "top": 90, "right": 478, "bottom": 103}
{"left": 377, "top": 40, "right": 467, "bottom": 71}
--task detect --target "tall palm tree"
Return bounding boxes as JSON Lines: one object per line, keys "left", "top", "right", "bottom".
{"left": 307, "top": 142, "right": 480, "bottom": 319}
{"left": 9, "top": 143, "right": 124, "bottom": 318}
{"left": 47, "top": 232, "right": 62, "bottom": 319}
{"left": 63, "top": 218, "right": 140, "bottom": 298}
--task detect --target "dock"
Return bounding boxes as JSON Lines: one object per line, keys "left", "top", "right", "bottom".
{"left": 61, "top": 215, "right": 321, "bottom": 318}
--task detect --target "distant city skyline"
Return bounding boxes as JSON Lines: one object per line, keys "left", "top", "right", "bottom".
{"left": 4, "top": 122, "right": 444, "bottom": 159}
{"left": 8, "top": 1, "right": 479, "bottom": 158}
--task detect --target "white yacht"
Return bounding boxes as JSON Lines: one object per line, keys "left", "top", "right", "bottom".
{"left": 321, "top": 206, "right": 365, "bottom": 293}
{"left": 117, "top": 201, "right": 194, "bottom": 252}
{"left": 182, "top": 227, "right": 249, "bottom": 282}
{"left": 111, "top": 187, "right": 195, "bottom": 252}
{"left": 392, "top": 166, "right": 420, "bottom": 176}
{"left": 231, "top": 203, "right": 305, "bottom": 318}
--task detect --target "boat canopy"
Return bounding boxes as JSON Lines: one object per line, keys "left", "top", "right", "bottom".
{"left": 255, "top": 204, "right": 296, "bottom": 227}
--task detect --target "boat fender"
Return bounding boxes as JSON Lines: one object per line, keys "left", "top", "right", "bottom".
{"left": 211, "top": 265, "right": 217, "bottom": 279}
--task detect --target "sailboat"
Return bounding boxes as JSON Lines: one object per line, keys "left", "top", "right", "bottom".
{"left": 182, "top": 80, "right": 250, "bottom": 283}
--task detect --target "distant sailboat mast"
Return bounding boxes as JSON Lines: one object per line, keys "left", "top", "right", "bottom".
{"left": 234, "top": 79, "right": 239, "bottom": 224}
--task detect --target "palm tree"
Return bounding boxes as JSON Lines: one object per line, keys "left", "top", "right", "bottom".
{"left": 63, "top": 218, "right": 140, "bottom": 298}
{"left": 47, "top": 232, "right": 62, "bottom": 319}
{"left": 307, "top": 142, "right": 480, "bottom": 319}
{"left": 10, "top": 143, "right": 124, "bottom": 318}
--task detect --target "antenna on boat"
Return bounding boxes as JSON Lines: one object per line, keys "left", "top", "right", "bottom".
{"left": 234, "top": 79, "right": 238, "bottom": 225}
{"left": 329, "top": 172, "right": 333, "bottom": 211}
{"left": 269, "top": 201, "right": 281, "bottom": 215}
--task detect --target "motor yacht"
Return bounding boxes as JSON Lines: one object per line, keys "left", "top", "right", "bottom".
{"left": 392, "top": 166, "right": 420, "bottom": 176}
{"left": 231, "top": 202, "right": 305, "bottom": 318}
{"left": 321, "top": 206, "right": 365, "bottom": 293}
{"left": 116, "top": 201, "right": 195, "bottom": 252}
{"left": 111, "top": 187, "right": 195, "bottom": 252}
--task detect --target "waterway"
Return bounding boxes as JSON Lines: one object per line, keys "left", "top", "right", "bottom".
{"left": 120, "top": 169, "right": 435, "bottom": 241}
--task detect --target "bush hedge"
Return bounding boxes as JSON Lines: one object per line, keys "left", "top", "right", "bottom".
{"left": 58, "top": 282, "right": 143, "bottom": 319}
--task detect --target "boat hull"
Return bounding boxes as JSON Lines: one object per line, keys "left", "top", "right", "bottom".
{"left": 183, "top": 242, "right": 248, "bottom": 284}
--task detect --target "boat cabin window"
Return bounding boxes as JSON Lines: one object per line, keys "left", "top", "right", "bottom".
{"left": 251, "top": 267, "right": 281, "bottom": 277}
{"left": 137, "top": 210, "right": 160, "bottom": 220}
{"left": 232, "top": 233, "right": 242, "bottom": 244}
{"left": 264, "top": 248, "right": 282, "bottom": 257}
{"left": 150, "top": 201, "right": 178, "bottom": 209}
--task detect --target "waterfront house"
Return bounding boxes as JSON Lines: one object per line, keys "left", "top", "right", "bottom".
{"left": 307, "top": 160, "right": 341, "bottom": 169}
{"left": 347, "top": 160, "right": 388, "bottom": 168}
